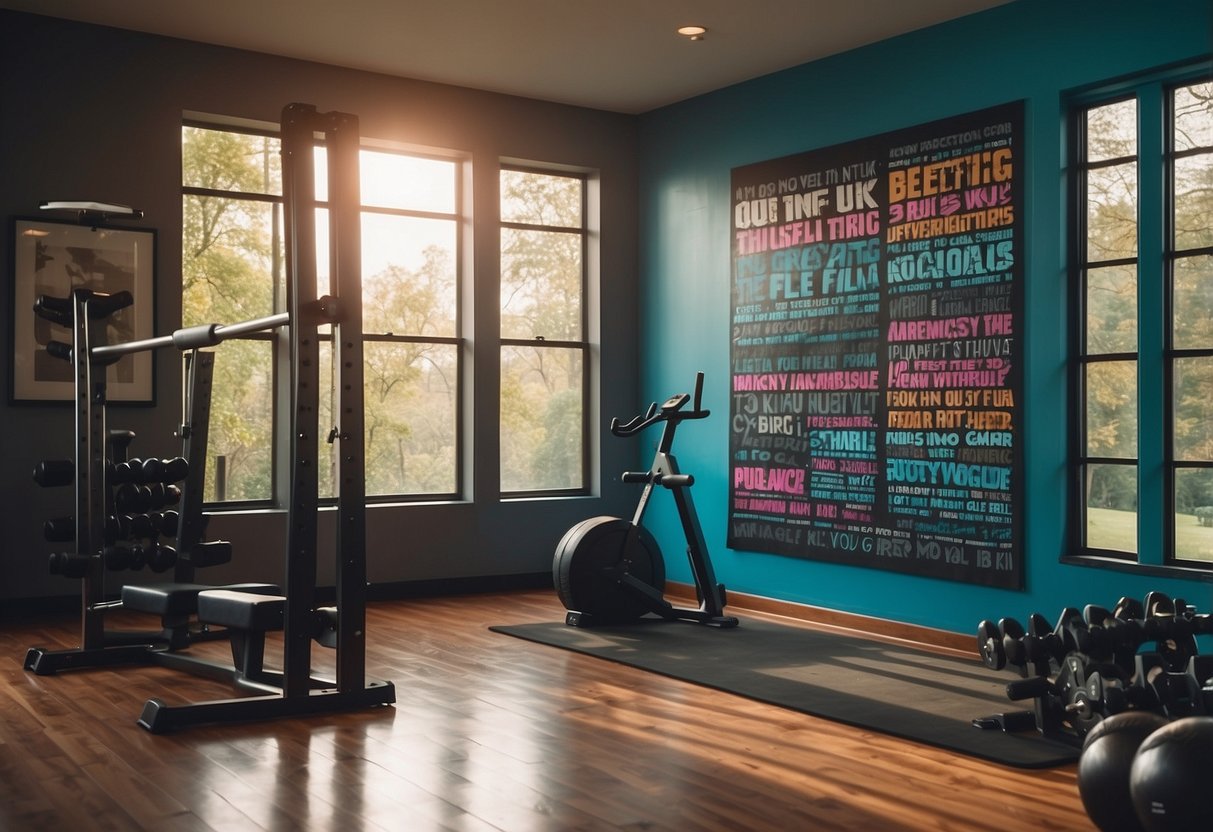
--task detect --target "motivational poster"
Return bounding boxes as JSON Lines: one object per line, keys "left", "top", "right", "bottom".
{"left": 728, "top": 101, "right": 1024, "bottom": 588}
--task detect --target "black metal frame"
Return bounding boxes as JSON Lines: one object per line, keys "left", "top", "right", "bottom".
{"left": 139, "top": 104, "right": 394, "bottom": 731}
{"left": 23, "top": 103, "right": 395, "bottom": 732}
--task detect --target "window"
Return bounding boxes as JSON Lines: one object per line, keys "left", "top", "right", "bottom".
{"left": 499, "top": 168, "right": 589, "bottom": 493}
{"left": 181, "top": 123, "right": 282, "bottom": 503}
{"left": 182, "top": 123, "right": 463, "bottom": 503}
{"left": 1073, "top": 72, "right": 1213, "bottom": 566}
{"left": 315, "top": 148, "right": 462, "bottom": 500}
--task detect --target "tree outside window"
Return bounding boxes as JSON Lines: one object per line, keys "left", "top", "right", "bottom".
{"left": 499, "top": 168, "right": 588, "bottom": 494}
{"left": 1075, "top": 75, "right": 1213, "bottom": 566}
{"left": 182, "top": 125, "right": 463, "bottom": 503}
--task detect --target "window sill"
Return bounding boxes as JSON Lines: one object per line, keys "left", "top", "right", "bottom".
{"left": 1060, "top": 553, "right": 1213, "bottom": 582}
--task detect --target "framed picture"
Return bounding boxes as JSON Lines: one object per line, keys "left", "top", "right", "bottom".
{"left": 10, "top": 218, "right": 156, "bottom": 403}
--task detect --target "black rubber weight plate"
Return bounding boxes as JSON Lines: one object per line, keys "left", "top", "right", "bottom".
{"left": 553, "top": 516, "right": 665, "bottom": 623}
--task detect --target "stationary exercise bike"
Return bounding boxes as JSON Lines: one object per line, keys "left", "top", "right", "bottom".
{"left": 553, "top": 373, "right": 739, "bottom": 628}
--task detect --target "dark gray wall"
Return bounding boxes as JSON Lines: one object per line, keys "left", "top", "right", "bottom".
{"left": 0, "top": 11, "right": 640, "bottom": 599}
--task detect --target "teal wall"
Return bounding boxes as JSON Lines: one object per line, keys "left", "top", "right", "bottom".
{"left": 636, "top": 0, "right": 1213, "bottom": 635}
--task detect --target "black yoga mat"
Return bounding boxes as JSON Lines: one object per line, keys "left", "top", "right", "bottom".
{"left": 491, "top": 617, "right": 1079, "bottom": 769}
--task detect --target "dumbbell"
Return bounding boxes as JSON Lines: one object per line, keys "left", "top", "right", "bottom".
{"left": 1006, "top": 613, "right": 1058, "bottom": 677}
{"left": 1078, "top": 605, "right": 1115, "bottom": 660}
{"left": 125, "top": 544, "right": 146, "bottom": 571}
{"left": 978, "top": 620, "right": 1005, "bottom": 669}
{"left": 161, "top": 457, "right": 189, "bottom": 483}
{"left": 1054, "top": 606, "right": 1086, "bottom": 654}
{"left": 103, "top": 545, "right": 134, "bottom": 571}
{"left": 146, "top": 544, "right": 177, "bottom": 573}
{"left": 47, "top": 552, "right": 89, "bottom": 578}
{"left": 1144, "top": 591, "right": 1174, "bottom": 619}
{"left": 114, "top": 482, "right": 180, "bottom": 513}
{"left": 123, "top": 512, "right": 156, "bottom": 539}
{"left": 138, "top": 457, "right": 165, "bottom": 483}
{"left": 1000, "top": 617, "right": 1028, "bottom": 670}
{"left": 43, "top": 516, "right": 74, "bottom": 543}
{"left": 1112, "top": 595, "right": 1144, "bottom": 621}
{"left": 110, "top": 460, "right": 136, "bottom": 484}
{"left": 159, "top": 509, "right": 180, "bottom": 537}
{"left": 120, "top": 457, "right": 188, "bottom": 484}
{"left": 33, "top": 459, "right": 74, "bottom": 487}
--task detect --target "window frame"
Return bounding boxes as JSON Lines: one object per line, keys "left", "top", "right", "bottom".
{"left": 1068, "top": 64, "right": 1213, "bottom": 574}
{"left": 498, "top": 163, "right": 592, "bottom": 497}
{"left": 325, "top": 144, "right": 466, "bottom": 504}
{"left": 182, "top": 119, "right": 468, "bottom": 506}
{"left": 181, "top": 118, "right": 284, "bottom": 509}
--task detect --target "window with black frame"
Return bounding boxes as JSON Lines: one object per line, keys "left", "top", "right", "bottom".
{"left": 1073, "top": 71, "right": 1213, "bottom": 567}
{"left": 182, "top": 123, "right": 464, "bottom": 503}
{"left": 498, "top": 166, "right": 590, "bottom": 495}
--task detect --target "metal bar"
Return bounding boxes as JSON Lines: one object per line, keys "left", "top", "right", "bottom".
{"left": 91, "top": 312, "right": 290, "bottom": 361}
{"left": 173, "top": 350, "right": 215, "bottom": 580}
{"left": 211, "top": 312, "right": 291, "bottom": 340}
{"left": 327, "top": 110, "right": 368, "bottom": 692}
{"left": 281, "top": 102, "right": 321, "bottom": 698}
{"left": 73, "top": 290, "right": 107, "bottom": 649}
{"left": 89, "top": 333, "right": 175, "bottom": 360}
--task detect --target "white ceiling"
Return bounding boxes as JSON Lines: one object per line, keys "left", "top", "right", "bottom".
{"left": 0, "top": 0, "right": 1012, "bottom": 114}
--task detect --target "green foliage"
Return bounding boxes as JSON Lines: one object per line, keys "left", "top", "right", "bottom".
{"left": 182, "top": 128, "right": 282, "bottom": 501}
{"left": 182, "top": 130, "right": 589, "bottom": 500}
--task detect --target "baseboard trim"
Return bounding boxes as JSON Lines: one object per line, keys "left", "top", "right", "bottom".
{"left": 666, "top": 582, "right": 977, "bottom": 659}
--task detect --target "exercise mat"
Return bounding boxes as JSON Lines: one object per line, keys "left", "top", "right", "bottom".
{"left": 490, "top": 617, "right": 1078, "bottom": 769}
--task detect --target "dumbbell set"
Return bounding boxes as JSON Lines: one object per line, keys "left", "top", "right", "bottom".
{"left": 976, "top": 592, "right": 1213, "bottom": 741}
{"left": 34, "top": 451, "right": 191, "bottom": 578}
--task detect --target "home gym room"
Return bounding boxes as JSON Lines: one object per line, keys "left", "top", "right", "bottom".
{"left": 0, "top": 0, "right": 1210, "bottom": 829}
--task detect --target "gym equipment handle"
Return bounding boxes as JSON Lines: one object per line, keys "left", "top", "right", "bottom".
{"left": 610, "top": 372, "right": 711, "bottom": 436}
{"left": 621, "top": 472, "right": 695, "bottom": 488}
{"left": 35, "top": 290, "right": 133, "bottom": 324}
{"left": 1006, "top": 676, "right": 1051, "bottom": 701}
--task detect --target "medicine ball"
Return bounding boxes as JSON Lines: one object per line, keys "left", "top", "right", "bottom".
{"left": 1077, "top": 711, "right": 1168, "bottom": 832}
{"left": 1129, "top": 716, "right": 1213, "bottom": 832}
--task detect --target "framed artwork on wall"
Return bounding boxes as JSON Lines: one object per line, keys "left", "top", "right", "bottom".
{"left": 9, "top": 218, "right": 156, "bottom": 404}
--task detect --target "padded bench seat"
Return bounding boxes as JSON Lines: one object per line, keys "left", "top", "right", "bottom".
{"left": 121, "top": 582, "right": 280, "bottom": 616}
{"left": 197, "top": 589, "right": 286, "bottom": 632}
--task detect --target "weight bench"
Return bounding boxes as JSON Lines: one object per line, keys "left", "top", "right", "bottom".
{"left": 194, "top": 590, "right": 339, "bottom": 684}
{"left": 121, "top": 582, "right": 280, "bottom": 650}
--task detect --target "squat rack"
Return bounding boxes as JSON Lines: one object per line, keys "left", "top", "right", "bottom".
{"left": 25, "top": 103, "right": 395, "bottom": 731}
{"left": 141, "top": 103, "right": 394, "bottom": 730}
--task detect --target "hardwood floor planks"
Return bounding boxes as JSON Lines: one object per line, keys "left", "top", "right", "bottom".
{"left": 0, "top": 590, "right": 1094, "bottom": 830}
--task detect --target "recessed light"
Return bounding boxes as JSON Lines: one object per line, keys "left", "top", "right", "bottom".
{"left": 677, "top": 25, "right": 707, "bottom": 41}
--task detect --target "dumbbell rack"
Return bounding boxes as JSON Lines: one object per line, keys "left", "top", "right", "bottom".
{"left": 24, "top": 293, "right": 225, "bottom": 673}
{"left": 974, "top": 594, "right": 1213, "bottom": 746}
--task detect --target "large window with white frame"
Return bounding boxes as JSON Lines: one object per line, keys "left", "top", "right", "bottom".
{"left": 182, "top": 122, "right": 463, "bottom": 503}
{"left": 499, "top": 166, "right": 589, "bottom": 494}
{"left": 1073, "top": 70, "right": 1213, "bottom": 567}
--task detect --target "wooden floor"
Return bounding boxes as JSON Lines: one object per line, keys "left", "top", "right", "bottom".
{"left": 0, "top": 590, "right": 1093, "bottom": 831}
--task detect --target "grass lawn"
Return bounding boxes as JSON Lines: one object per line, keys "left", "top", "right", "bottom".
{"left": 1087, "top": 506, "right": 1213, "bottom": 562}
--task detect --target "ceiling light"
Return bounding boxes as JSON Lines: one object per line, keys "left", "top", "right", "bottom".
{"left": 677, "top": 25, "right": 707, "bottom": 41}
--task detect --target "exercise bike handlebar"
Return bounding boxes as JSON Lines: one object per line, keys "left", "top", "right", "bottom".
{"left": 610, "top": 372, "right": 710, "bottom": 437}
{"left": 621, "top": 471, "right": 694, "bottom": 488}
